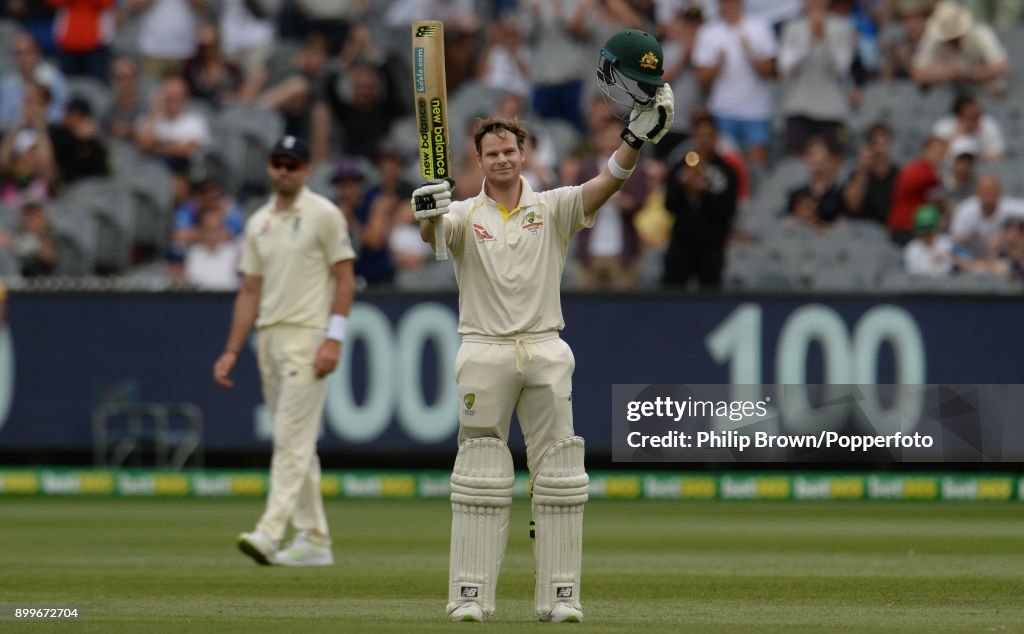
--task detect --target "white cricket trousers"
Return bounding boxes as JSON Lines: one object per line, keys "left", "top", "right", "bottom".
{"left": 455, "top": 332, "right": 576, "bottom": 475}
{"left": 255, "top": 325, "right": 331, "bottom": 544}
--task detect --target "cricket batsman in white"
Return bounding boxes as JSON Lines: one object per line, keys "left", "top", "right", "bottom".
{"left": 413, "top": 29, "right": 674, "bottom": 623}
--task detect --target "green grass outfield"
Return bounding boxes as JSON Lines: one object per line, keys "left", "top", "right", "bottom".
{"left": 1, "top": 498, "right": 1021, "bottom": 633}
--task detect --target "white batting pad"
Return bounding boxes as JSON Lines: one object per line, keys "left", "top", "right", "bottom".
{"left": 447, "top": 437, "right": 514, "bottom": 619}
{"left": 532, "top": 436, "right": 589, "bottom": 617}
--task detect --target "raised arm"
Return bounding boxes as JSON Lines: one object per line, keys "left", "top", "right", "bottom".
{"left": 582, "top": 85, "right": 675, "bottom": 221}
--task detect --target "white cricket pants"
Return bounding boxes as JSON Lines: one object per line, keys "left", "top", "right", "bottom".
{"left": 455, "top": 333, "right": 576, "bottom": 475}
{"left": 255, "top": 325, "right": 331, "bottom": 544}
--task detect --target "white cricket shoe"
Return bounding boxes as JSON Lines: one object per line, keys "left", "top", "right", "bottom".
{"left": 449, "top": 602, "right": 486, "bottom": 622}
{"left": 272, "top": 531, "right": 334, "bottom": 567}
{"left": 540, "top": 603, "right": 584, "bottom": 623}
{"left": 237, "top": 530, "right": 277, "bottom": 566}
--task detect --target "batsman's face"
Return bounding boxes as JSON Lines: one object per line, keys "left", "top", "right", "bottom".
{"left": 477, "top": 132, "right": 524, "bottom": 187}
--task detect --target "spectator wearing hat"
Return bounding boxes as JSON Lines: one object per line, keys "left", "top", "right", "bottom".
{"left": 888, "top": 135, "right": 948, "bottom": 245}
{"left": 951, "top": 174, "right": 1024, "bottom": 259}
{"left": 910, "top": 0, "right": 1010, "bottom": 98}
{"left": 48, "top": 96, "right": 110, "bottom": 187}
{"left": 903, "top": 204, "right": 956, "bottom": 276}
{"left": 930, "top": 93, "right": 1004, "bottom": 163}
{"left": 777, "top": 0, "right": 856, "bottom": 156}
{"left": 844, "top": 123, "right": 901, "bottom": 226}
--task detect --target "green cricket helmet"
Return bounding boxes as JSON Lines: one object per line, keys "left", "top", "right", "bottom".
{"left": 597, "top": 29, "right": 665, "bottom": 114}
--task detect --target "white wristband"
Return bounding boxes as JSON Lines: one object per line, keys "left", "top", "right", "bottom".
{"left": 327, "top": 314, "right": 348, "bottom": 342}
{"left": 607, "top": 151, "right": 635, "bottom": 180}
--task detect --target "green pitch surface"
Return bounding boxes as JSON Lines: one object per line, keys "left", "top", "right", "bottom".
{"left": 1, "top": 498, "right": 1022, "bottom": 633}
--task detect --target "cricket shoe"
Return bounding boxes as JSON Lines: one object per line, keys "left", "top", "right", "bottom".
{"left": 272, "top": 531, "right": 334, "bottom": 567}
{"left": 237, "top": 530, "right": 277, "bottom": 566}
{"left": 540, "top": 603, "right": 583, "bottom": 623}
{"left": 449, "top": 602, "right": 486, "bottom": 622}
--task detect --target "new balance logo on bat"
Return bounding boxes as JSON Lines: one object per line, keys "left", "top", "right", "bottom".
{"left": 460, "top": 586, "right": 479, "bottom": 598}
{"left": 416, "top": 25, "right": 439, "bottom": 37}
{"left": 556, "top": 586, "right": 574, "bottom": 598}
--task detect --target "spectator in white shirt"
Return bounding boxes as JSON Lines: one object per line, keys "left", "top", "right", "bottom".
{"left": 910, "top": 0, "right": 1010, "bottom": 99}
{"left": 185, "top": 209, "right": 240, "bottom": 290}
{"left": 219, "top": 0, "right": 276, "bottom": 97}
{"left": 951, "top": 174, "right": 1024, "bottom": 259}
{"left": 477, "top": 16, "right": 532, "bottom": 99}
{"left": 132, "top": 0, "right": 205, "bottom": 79}
{"left": 930, "top": 93, "right": 1004, "bottom": 163}
{"left": 135, "top": 75, "right": 212, "bottom": 175}
{"left": 693, "top": 0, "right": 777, "bottom": 167}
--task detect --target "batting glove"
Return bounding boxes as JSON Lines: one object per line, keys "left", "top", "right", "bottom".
{"left": 621, "top": 84, "right": 675, "bottom": 149}
{"left": 412, "top": 179, "right": 454, "bottom": 221}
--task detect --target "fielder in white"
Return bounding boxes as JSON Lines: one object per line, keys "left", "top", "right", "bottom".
{"left": 414, "top": 29, "right": 674, "bottom": 623}
{"left": 213, "top": 135, "right": 356, "bottom": 567}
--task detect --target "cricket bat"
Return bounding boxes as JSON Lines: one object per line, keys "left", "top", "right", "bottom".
{"left": 412, "top": 20, "right": 450, "bottom": 261}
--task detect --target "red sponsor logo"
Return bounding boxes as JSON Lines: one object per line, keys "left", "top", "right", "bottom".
{"left": 473, "top": 224, "right": 495, "bottom": 241}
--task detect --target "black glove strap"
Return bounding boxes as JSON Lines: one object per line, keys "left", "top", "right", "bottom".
{"left": 413, "top": 194, "right": 437, "bottom": 211}
{"left": 620, "top": 127, "right": 645, "bottom": 150}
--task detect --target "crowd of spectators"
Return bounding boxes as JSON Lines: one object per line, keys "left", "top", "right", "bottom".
{"left": 0, "top": 0, "right": 1021, "bottom": 291}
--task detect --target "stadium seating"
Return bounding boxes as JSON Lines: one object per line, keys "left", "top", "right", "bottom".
{"left": 62, "top": 177, "right": 134, "bottom": 273}
{"left": 211, "top": 105, "right": 285, "bottom": 196}
{"left": 120, "top": 160, "right": 174, "bottom": 257}
{"left": 48, "top": 193, "right": 99, "bottom": 276}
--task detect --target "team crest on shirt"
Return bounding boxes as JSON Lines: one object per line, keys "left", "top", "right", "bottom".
{"left": 463, "top": 393, "right": 476, "bottom": 416}
{"left": 522, "top": 211, "right": 544, "bottom": 235}
{"left": 472, "top": 224, "right": 495, "bottom": 244}
{"left": 291, "top": 216, "right": 302, "bottom": 240}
